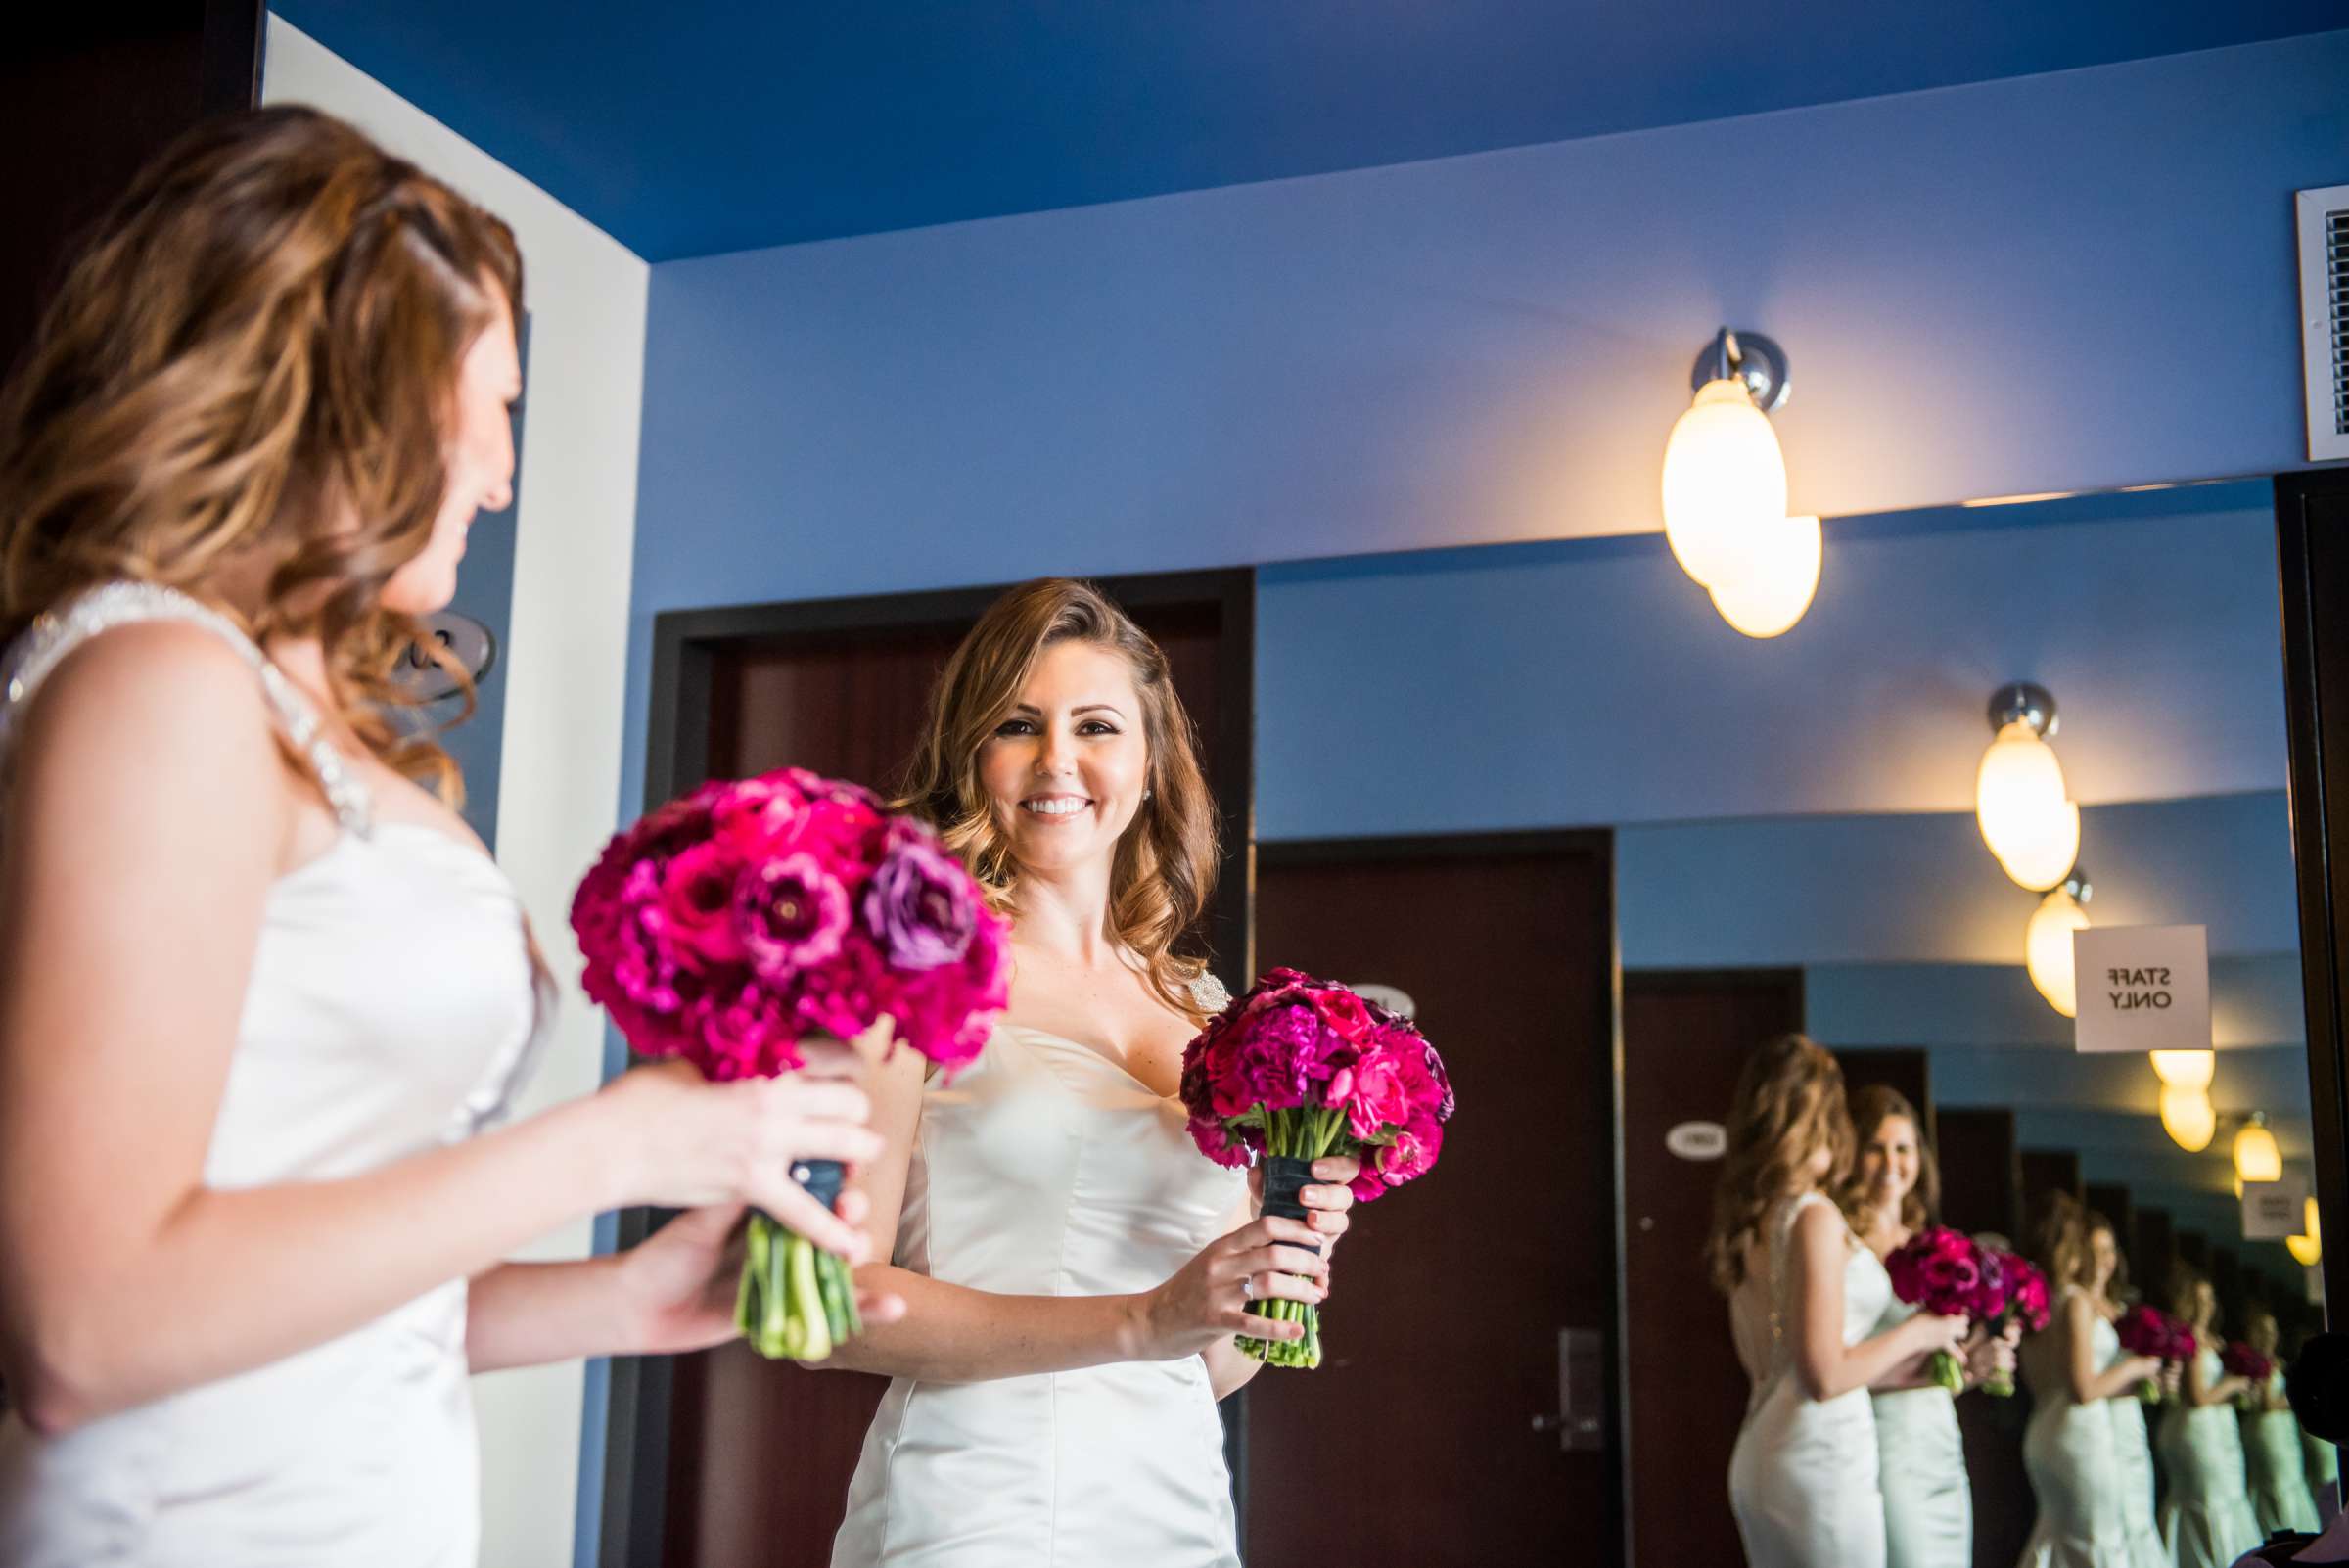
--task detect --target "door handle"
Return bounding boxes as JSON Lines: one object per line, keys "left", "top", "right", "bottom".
{"left": 1531, "top": 1327, "right": 1604, "bottom": 1452}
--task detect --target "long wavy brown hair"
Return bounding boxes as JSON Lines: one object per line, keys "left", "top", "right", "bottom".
{"left": 1843, "top": 1084, "right": 1941, "bottom": 1234}
{"left": 1707, "top": 1035, "right": 1856, "bottom": 1294}
{"left": 896, "top": 578, "right": 1219, "bottom": 1018}
{"left": 0, "top": 106, "right": 523, "bottom": 801}
{"left": 2038, "top": 1190, "right": 2116, "bottom": 1296}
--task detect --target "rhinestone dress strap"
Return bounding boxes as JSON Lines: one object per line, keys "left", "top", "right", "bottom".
{"left": 0, "top": 581, "right": 375, "bottom": 837}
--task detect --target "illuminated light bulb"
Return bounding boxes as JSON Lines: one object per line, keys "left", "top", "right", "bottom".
{"left": 2234, "top": 1113, "right": 2282, "bottom": 1184}
{"left": 1977, "top": 719, "right": 2079, "bottom": 892}
{"left": 2160, "top": 1085, "right": 2216, "bottom": 1153}
{"left": 1661, "top": 378, "right": 1788, "bottom": 590}
{"left": 2149, "top": 1050, "right": 2216, "bottom": 1090}
{"left": 1707, "top": 515, "right": 1822, "bottom": 638}
{"left": 2025, "top": 880, "right": 2092, "bottom": 1017}
{"left": 2289, "top": 1198, "right": 2323, "bottom": 1267}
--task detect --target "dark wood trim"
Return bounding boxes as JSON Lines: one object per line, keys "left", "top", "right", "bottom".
{"left": 2278, "top": 469, "right": 2349, "bottom": 1319}
{"left": 199, "top": 0, "right": 264, "bottom": 114}
{"left": 606, "top": 569, "right": 1256, "bottom": 1567}
{"left": 1259, "top": 828, "right": 1627, "bottom": 1561}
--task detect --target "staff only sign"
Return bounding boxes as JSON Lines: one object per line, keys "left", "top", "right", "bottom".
{"left": 2072, "top": 925, "right": 2211, "bottom": 1054}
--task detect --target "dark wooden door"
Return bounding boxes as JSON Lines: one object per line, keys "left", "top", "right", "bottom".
{"left": 1936, "top": 1108, "right": 2022, "bottom": 1244}
{"left": 1836, "top": 1047, "right": 1931, "bottom": 1125}
{"left": 2, "top": 3, "right": 260, "bottom": 381}
{"left": 609, "top": 572, "right": 1253, "bottom": 1568}
{"left": 1249, "top": 833, "right": 1619, "bottom": 1564}
{"left": 1620, "top": 967, "right": 1804, "bottom": 1565}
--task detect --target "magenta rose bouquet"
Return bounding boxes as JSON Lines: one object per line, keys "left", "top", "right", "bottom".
{"left": 572, "top": 768, "right": 1009, "bottom": 1360}
{"left": 2116, "top": 1305, "right": 2197, "bottom": 1403}
{"left": 1885, "top": 1227, "right": 1990, "bottom": 1394}
{"left": 1177, "top": 968, "right": 1455, "bottom": 1369}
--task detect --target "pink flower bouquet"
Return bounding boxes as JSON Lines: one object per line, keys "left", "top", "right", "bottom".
{"left": 1177, "top": 968, "right": 1455, "bottom": 1369}
{"left": 1969, "top": 1247, "right": 2051, "bottom": 1397}
{"left": 571, "top": 768, "right": 1009, "bottom": 1360}
{"left": 1884, "top": 1227, "right": 1989, "bottom": 1395}
{"left": 2116, "top": 1305, "right": 2197, "bottom": 1404}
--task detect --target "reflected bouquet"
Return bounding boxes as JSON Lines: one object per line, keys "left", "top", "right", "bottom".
{"left": 2116, "top": 1305, "right": 2197, "bottom": 1404}
{"left": 1178, "top": 969, "right": 1455, "bottom": 1369}
{"left": 1970, "top": 1246, "right": 2051, "bottom": 1397}
{"left": 572, "top": 768, "right": 1009, "bottom": 1360}
{"left": 2222, "top": 1341, "right": 2277, "bottom": 1409}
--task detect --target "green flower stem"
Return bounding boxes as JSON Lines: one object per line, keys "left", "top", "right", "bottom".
{"left": 736, "top": 1211, "right": 861, "bottom": 1361}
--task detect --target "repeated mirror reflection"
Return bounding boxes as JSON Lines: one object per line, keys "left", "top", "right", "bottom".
{"left": 1266, "top": 478, "right": 2323, "bottom": 1563}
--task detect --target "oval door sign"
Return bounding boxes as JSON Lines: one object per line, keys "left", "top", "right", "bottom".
{"left": 1349, "top": 983, "right": 1417, "bottom": 1020}
{"left": 393, "top": 611, "right": 499, "bottom": 702}
{"left": 1665, "top": 1121, "right": 1728, "bottom": 1161}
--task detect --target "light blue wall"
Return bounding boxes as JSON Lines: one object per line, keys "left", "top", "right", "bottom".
{"left": 1257, "top": 486, "right": 2287, "bottom": 837}
{"left": 622, "top": 30, "right": 2347, "bottom": 821}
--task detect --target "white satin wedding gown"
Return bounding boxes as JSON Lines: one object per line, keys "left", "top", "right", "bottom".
{"left": 832, "top": 993, "right": 1250, "bottom": 1567}
{"left": 0, "top": 583, "right": 553, "bottom": 1567}
{"left": 1727, "top": 1189, "right": 1892, "bottom": 1568}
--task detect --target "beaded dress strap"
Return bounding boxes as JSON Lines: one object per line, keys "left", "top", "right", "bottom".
{"left": 0, "top": 581, "right": 375, "bottom": 836}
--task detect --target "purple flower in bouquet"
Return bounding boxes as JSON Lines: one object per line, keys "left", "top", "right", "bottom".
{"left": 862, "top": 828, "right": 980, "bottom": 971}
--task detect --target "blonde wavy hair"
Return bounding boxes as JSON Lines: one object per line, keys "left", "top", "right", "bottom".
{"left": 895, "top": 578, "right": 1218, "bottom": 1018}
{"left": 1707, "top": 1035, "right": 1856, "bottom": 1294}
{"left": 0, "top": 106, "right": 524, "bottom": 802}
{"left": 1842, "top": 1084, "right": 1941, "bottom": 1234}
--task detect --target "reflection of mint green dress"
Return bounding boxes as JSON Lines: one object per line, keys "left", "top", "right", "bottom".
{"left": 2154, "top": 1350, "right": 2263, "bottom": 1568}
{"left": 2017, "top": 1289, "right": 2132, "bottom": 1567}
{"left": 1869, "top": 1296, "right": 1969, "bottom": 1568}
{"left": 2103, "top": 1391, "right": 2165, "bottom": 1568}
{"left": 2242, "top": 1370, "right": 2322, "bottom": 1536}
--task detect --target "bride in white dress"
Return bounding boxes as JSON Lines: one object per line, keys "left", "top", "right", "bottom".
{"left": 1711, "top": 1036, "right": 1967, "bottom": 1568}
{"left": 823, "top": 579, "right": 1362, "bottom": 1567}
{"left": 0, "top": 109, "right": 885, "bottom": 1567}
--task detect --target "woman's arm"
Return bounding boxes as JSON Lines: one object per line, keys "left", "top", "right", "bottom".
{"left": 468, "top": 1195, "right": 911, "bottom": 1374}
{"left": 2062, "top": 1293, "right": 2160, "bottom": 1404}
{"left": 0, "top": 629, "right": 879, "bottom": 1432}
{"left": 1787, "top": 1201, "right": 1964, "bottom": 1402}
{"left": 2184, "top": 1352, "right": 2250, "bottom": 1408}
{"left": 813, "top": 1050, "right": 1325, "bottom": 1383}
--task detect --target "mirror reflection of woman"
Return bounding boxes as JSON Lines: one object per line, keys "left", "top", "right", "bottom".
{"left": 2016, "top": 1196, "right": 2167, "bottom": 1567}
{"left": 2156, "top": 1267, "right": 2262, "bottom": 1566}
{"left": 1711, "top": 1038, "right": 1967, "bottom": 1568}
{"left": 820, "top": 581, "right": 1360, "bottom": 1567}
{"left": 1845, "top": 1087, "right": 2014, "bottom": 1568}
{"left": 2239, "top": 1308, "right": 2323, "bottom": 1537}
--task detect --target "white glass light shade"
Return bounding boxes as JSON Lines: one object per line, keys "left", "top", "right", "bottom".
{"left": 1976, "top": 721, "right": 2080, "bottom": 891}
{"left": 2159, "top": 1085, "right": 2216, "bottom": 1153}
{"left": 1661, "top": 378, "right": 1788, "bottom": 589}
{"left": 2149, "top": 1050, "right": 2217, "bottom": 1090}
{"left": 2234, "top": 1117, "right": 2283, "bottom": 1183}
{"left": 2024, "top": 886, "right": 2092, "bottom": 1017}
{"left": 1707, "top": 515, "right": 1822, "bottom": 638}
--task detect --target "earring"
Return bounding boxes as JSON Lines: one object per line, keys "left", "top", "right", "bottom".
{"left": 1144, "top": 788, "right": 1154, "bottom": 802}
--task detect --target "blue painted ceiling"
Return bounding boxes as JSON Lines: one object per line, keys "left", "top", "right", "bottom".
{"left": 271, "top": 2, "right": 2347, "bottom": 260}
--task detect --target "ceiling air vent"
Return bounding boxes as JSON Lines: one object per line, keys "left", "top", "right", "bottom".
{"left": 2302, "top": 183, "right": 2349, "bottom": 463}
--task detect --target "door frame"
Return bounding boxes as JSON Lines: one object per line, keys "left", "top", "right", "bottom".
{"left": 2278, "top": 469, "right": 2349, "bottom": 1316}
{"left": 602, "top": 568, "right": 1255, "bottom": 1567}
{"left": 1255, "top": 828, "right": 1629, "bottom": 1561}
